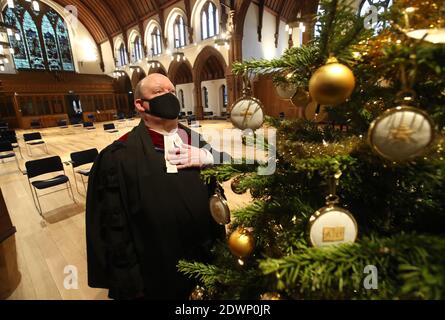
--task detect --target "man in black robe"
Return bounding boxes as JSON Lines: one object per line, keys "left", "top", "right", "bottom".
{"left": 86, "top": 73, "right": 226, "bottom": 299}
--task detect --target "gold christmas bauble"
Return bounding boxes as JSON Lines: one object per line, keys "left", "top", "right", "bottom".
{"left": 189, "top": 286, "right": 206, "bottom": 300}
{"left": 291, "top": 88, "right": 311, "bottom": 107}
{"left": 230, "top": 176, "right": 247, "bottom": 195}
{"left": 260, "top": 292, "right": 282, "bottom": 300}
{"left": 228, "top": 227, "right": 255, "bottom": 258}
{"left": 309, "top": 57, "right": 355, "bottom": 106}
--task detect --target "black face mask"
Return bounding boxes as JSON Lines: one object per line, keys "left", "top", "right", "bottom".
{"left": 143, "top": 92, "right": 180, "bottom": 120}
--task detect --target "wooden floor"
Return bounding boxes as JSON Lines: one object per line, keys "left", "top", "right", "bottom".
{"left": 1, "top": 119, "right": 251, "bottom": 300}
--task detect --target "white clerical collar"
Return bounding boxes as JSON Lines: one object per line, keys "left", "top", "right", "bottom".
{"left": 149, "top": 126, "right": 178, "bottom": 136}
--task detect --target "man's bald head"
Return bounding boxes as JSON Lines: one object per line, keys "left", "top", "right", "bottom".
{"left": 134, "top": 73, "right": 175, "bottom": 101}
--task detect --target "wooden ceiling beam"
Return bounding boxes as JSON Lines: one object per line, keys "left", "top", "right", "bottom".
{"left": 274, "top": 0, "right": 287, "bottom": 48}
{"left": 257, "top": 0, "right": 264, "bottom": 42}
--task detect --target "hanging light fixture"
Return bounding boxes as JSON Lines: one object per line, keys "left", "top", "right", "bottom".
{"left": 146, "top": 46, "right": 161, "bottom": 69}
{"left": 403, "top": 4, "right": 445, "bottom": 44}
{"left": 7, "top": 0, "right": 14, "bottom": 9}
{"left": 171, "top": 39, "right": 186, "bottom": 62}
{"left": 214, "top": 22, "right": 230, "bottom": 49}
{"left": 112, "top": 70, "right": 126, "bottom": 78}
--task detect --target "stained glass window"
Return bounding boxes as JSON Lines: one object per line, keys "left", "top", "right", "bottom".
{"left": 2, "top": 2, "right": 75, "bottom": 71}
{"left": 3, "top": 8, "right": 30, "bottom": 69}
{"left": 56, "top": 18, "right": 74, "bottom": 71}
{"left": 201, "top": 2, "right": 219, "bottom": 40}
{"left": 42, "top": 15, "right": 61, "bottom": 70}
{"left": 23, "top": 11, "right": 45, "bottom": 69}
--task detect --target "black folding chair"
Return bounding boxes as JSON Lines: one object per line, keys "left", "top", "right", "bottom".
{"left": 1, "top": 130, "right": 22, "bottom": 158}
{"left": 87, "top": 114, "right": 95, "bottom": 122}
{"left": 70, "top": 148, "right": 98, "bottom": 194}
{"left": 57, "top": 119, "right": 68, "bottom": 128}
{"left": 83, "top": 122, "right": 95, "bottom": 130}
{"left": 0, "top": 141, "right": 20, "bottom": 171}
{"left": 103, "top": 123, "right": 119, "bottom": 133}
{"left": 117, "top": 112, "right": 126, "bottom": 122}
{"left": 70, "top": 117, "right": 83, "bottom": 127}
{"left": 30, "top": 119, "right": 42, "bottom": 129}
{"left": 23, "top": 132, "right": 48, "bottom": 156}
{"left": 25, "top": 156, "right": 75, "bottom": 216}
{"left": 0, "top": 121, "right": 8, "bottom": 131}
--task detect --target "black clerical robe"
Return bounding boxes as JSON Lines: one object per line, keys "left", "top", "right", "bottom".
{"left": 86, "top": 120, "right": 225, "bottom": 299}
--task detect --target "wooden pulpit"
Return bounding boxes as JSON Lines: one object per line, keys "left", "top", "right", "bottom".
{"left": 0, "top": 188, "right": 21, "bottom": 299}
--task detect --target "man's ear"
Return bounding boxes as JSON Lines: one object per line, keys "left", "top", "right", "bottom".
{"left": 134, "top": 99, "right": 147, "bottom": 113}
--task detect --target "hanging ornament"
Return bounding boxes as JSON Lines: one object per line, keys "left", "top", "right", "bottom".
{"left": 189, "top": 285, "right": 207, "bottom": 300}
{"left": 304, "top": 101, "right": 328, "bottom": 123}
{"left": 260, "top": 292, "right": 282, "bottom": 300}
{"left": 230, "top": 72, "right": 265, "bottom": 131}
{"left": 276, "top": 82, "right": 297, "bottom": 99}
{"left": 308, "top": 56, "right": 356, "bottom": 106}
{"left": 368, "top": 105, "right": 435, "bottom": 162}
{"left": 228, "top": 227, "right": 255, "bottom": 259}
{"left": 368, "top": 62, "right": 436, "bottom": 162}
{"left": 290, "top": 88, "right": 311, "bottom": 107}
{"left": 309, "top": 195, "right": 358, "bottom": 247}
{"left": 309, "top": 173, "right": 357, "bottom": 247}
{"left": 209, "top": 183, "right": 231, "bottom": 225}
{"left": 230, "top": 175, "right": 248, "bottom": 195}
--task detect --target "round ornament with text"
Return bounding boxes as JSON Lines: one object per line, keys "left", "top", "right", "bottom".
{"left": 209, "top": 193, "right": 231, "bottom": 225}
{"left": 309, "top": 205, "right": 358, "bottom": 247}
{"left": 230, "top": 97, "right": 265, "bottom": 131}
{"left": 368, "top": 106, "right": 435, "bottom": 162}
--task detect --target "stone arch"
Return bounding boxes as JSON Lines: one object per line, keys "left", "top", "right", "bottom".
{"left": 193, "top": 45, "right": 227, "bottom": 118}
{"left": 130, "top": 67, "right": 146, "bottom": 89}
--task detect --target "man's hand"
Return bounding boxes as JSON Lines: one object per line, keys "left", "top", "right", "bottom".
{"left": 167, "top": 144, "right": 213, "bottom": 169}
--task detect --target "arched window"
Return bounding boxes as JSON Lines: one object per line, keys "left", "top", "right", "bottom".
{"left": 56, "top": 18, "right": 74, "bottom": 71}
{"left": 173, "top": 15, "right": 187, "bottom": 48}
{"left": 201, "top": 1, "right": 219, "bottom": 40}
{"left": 221, "top": 85, "right": 227, "bottom": 108}
{"left": 2, "top": 3, "right": 74, "bottom": 71}
{"left": 179, "top": 89, "right": 185, "bottom": 109}
{"left": 3, "top": 8, "right": 29, "bottom": 69}
{"left": 23, "top": 11, "right": 45, "bottom": 69}
{"left": 132, "top": 36, "right": 143, "bottom": 62}
{"left": 151, "top": 27, "right": 162, "bottom": 55}
{"left": 203, "top": 87, "right": 209, "bottom": 108}
{"left": 118, "top": 43, "right": 127, "bottom": 66}
{"left": 359, "top": 0, "right": 392, "bottom": 33}
{"left": 42, "top": 15, "right": 61, "bottom": 70}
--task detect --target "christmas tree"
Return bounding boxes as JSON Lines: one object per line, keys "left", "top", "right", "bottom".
{"left": 178, "top": 0, "right": 445, "bottom": 299}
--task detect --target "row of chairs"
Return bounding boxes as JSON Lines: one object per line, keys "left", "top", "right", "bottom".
{"left": 1, "top": 141, "right": 99, "bottom": 216}
{"left": 0, "top": 128, "right": 101, "bottom": 216}
{"left": 24, "top": 149, "right": 99, "bottom": 216}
